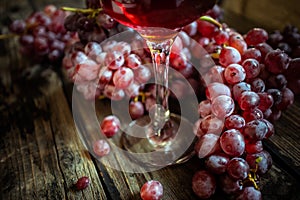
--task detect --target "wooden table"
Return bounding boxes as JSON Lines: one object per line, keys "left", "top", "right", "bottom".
{"left": 0, "top": 0, "right": 299, "bottom": 199}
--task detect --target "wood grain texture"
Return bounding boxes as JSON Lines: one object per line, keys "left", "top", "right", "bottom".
{"left": 0, "top": 0, "right": 300, "bottom": 200}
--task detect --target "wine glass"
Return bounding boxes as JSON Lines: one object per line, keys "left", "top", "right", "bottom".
{"left": 100, "top": 0, "right": 216, "bottom": 167}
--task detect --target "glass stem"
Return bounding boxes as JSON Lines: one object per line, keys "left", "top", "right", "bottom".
{"left": 146, "top": 37, "right": 176, "bottom": 135}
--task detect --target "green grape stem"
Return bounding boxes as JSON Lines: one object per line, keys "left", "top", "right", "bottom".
{"left": 61, "top": 7, "right": 102, "bottom": 18}
{"left": 0, "top": 33, "right": 18, "bottom": 40}
{"left": 199, "top": 15, "right": 223, "bottom": 30}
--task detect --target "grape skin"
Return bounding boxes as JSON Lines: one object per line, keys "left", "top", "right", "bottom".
{"left": 192, "top": 170, "right": 216, "bottom": 199}
{"left": 220, "top": 129, "right": 245, "bottom": 157}
{"left": 140, "top": 180, "right": 163, "bottom": 200}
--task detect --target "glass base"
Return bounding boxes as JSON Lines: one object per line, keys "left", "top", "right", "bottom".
{"left": 120, "top": 113, "right": 196, "bottom": 167}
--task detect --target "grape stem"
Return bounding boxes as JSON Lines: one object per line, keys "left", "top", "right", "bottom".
{"left": 61, "top": 7, "right": 102, "bottom": 17}
{"left": 0, "top": 33, "right": 18, "bottom": 40}
{"left": 199, "top": 15, "right": 223, "bottom": 30}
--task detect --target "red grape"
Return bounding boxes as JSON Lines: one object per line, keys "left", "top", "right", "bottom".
{"left": 205, "top": 153, "right": 230, "bottom": 174}
{"left": 245, "top": 150, "right": 272, "bottom": 175}
{"left": 226, "top": 157, "right": 250, "bottom": 180}
{"left": 238, "top": 91, "right": 260, "bottom": 111}
{"left": 244, "top": 28, "right": 268, "bottom": 46}
{"left": 192, "top": 170, "right": 216, "bottom": 199}
{"left": 100, "top": 115, "right": 121, "bottom": 138}
{"left": 74, "top": 176, "right": 90, "bottom": 190}
{"left": 211, "top": 95, "right": 235, "bottom": 119}
{"left": 264, "top": 49, "right": 290, "bottom": 74}
{"left": 93, "top": 139, "right": 110, "bottom": 157}
{"left": 243, "top": 119, "right": 268, "bottom": 142}
{"left": 205, "top": 82, "right": 231, "bottom": 101}
{"left": 220, "top": 129, "right": 245, "bottom": 157}
{"left": 195, "top": 133, "right": 221, "bottom": 159}
{"left": 242, "top": 58, "right": 260, "bottom": 79}
{"left": 140, "top": 180, "right": 163, "bottom": 200}
{"left": 236, "top": 187, "right": 262, "bottom": 200}
{"left": 224, "top": 63, "right": 246, "bottom": 84}
{"left": 225, "top": 114, "right": 246, "bottom": 130}
{"left": 219, "top": 46, "right": 242, "bottom": 67}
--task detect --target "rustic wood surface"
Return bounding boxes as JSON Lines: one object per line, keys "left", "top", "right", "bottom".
{"left": 0, "top": 0, "right": 300, "bottom": 200}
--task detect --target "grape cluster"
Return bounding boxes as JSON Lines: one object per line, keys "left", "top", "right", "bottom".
{"left": 8, "top": 5, "right": 78, "bottom": 64}
{"left": 268, "top": 24, "right": 300, "bottom": 58}
{"left": 188, "top": 16, "right": 298, "bottom": 199}
{"left": 63, "top": 34, "right": 152, "bottom": 101}
{"left": 62, "top": 0, "right": 127, "bottom": 45}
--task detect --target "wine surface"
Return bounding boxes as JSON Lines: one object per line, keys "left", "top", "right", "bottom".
{"left": 101, "top": 0, "right": 216, "bottom": 30}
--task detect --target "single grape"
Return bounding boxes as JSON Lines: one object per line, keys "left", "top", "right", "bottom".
{"left": 129, "top": 101, "right": 145, "bottom": 120}
{"left": 276, "top": 87, "right": 294, "bottom": 110}
{"left": 245, "top": 150, "right": 272, "bottom": 175}
{"left": 238, "top": 91, "right": 260, "bottom": 111}
{"left": 111, "top": 41, "right": 132, "bottom": 57}
{"left": 140, "top": 180, "right": 163, "bottom": 200}
{"left": 198, "top": 99, "right": 212, "bottom": 118}
{"left": 134, "top": 64, "right": 152, "bottom": 84}
{"left": 243, "top": 119, "right": 268, "bottom": 142}
{"left": 126, "top": 53, "right": 142, "bottom": 69}
{"left": 205, "top": 82, "right": 231, "bottom": 101}
{"left": 211, "top": 95, "right": 235, "bottom": 119}
{"left": 100, "top": 115, "right": 121, "bottom": 138}
{"left": 284, "top": 58, "right": 300, "bottom": 80}
{"left": 214, "top": 29, "right": 229, "bottom": 45}
{"left": 194, "top": 133, "right": 221, "bottom": 159}
{"left": 74, "top": 176, "right": 90, "bottom": 190}
{"left": 255, "top": 42, "right": 273, "bottom": 61}
{"left": 242, "top": 48, "right": 262, "bottom": 62}
{"left": 98, "top": 67, "right": 113, "bottom": 89}
{"left": 205, "top": 153, "right": 230, "bottom": 174}
{"left": 9, "top": 19, "right": 26, "bottom": 34}
{"left": 261, "top": 119, "right": 275, "bottom": 139}
{"left": 268, "top": 30, "right": 283, "bottom": 48}
{"left": 113, "top": 67, "right": 134, "bottom": 89}
{"left": 250, "top": 78, "right": 265, "bottom": 93}
{"left": 232, "top": 82, "right": 252, "bottom": 101}
{"left": 267, "top": 107, "right": 282, "bottom": 122}
{"left": 192, "top": 170, "right": 216, "bottom": 199}
{"left": 224, "top": 63, "right": 246, "bottom": 84}
{"left": 105, "top": 51, "right": 125, "bottom": 70}
{"left": 244, "top": 28, "right": 268, "bottom": 46}
{"left": 219, "top": 46, "right": 242, "bottom": 67}
{"left": 228, "top": 33, "right": 247, "bottom": 54}
{"left": 203, "top": 65, "right": 225, "bottom": 84}
{"left": 257, "top": 92, "right": 274, "bottom": 112}
{"left": 103, "top": 84, "right": 126, "bottom": 101}
{"left": 197, "top": 19, "right": 217, "bottom": 37}
{"left": 236, "top": 187, "right": 262, "bottom": 200}
{"left": 199, "top": 114, "right": 224, "bottom": 135}
{"left": 225, "top": 114, "right": 246, "bottom": 130}
{"left": 93, "top": 139, "right": 110, "bottom": 157}
{"left": 220, "top": 129, "right": 245, "bottom": 157}
{"left": 125, "top": 81, "right": 140, "bottom": 98}
{"left": 264, "top": 49, "right": 290, "bottom": 74}
{"left": 242, "top": 108, "right": 264, "bottom": 122}
{"left": 227, "top": 157, "right": 250, "bottom": 180}
{"left": 267, "top": 88, "right": 282, "bottom": 105}
{"left": 242, "top": 58, "right": 260, "bottom": 79}
{"left": 219, "top": 174, "right": 243, "bottom": 195}
{"left": 245, "top": 140, "right": 264, "bottom": 154}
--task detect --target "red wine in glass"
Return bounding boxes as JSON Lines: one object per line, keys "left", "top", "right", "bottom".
{"left": 100, "top": 0, "right": 216, "bottom": 167}
{"left": 101, "top": 0, "right": 216, "bottom": 29}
